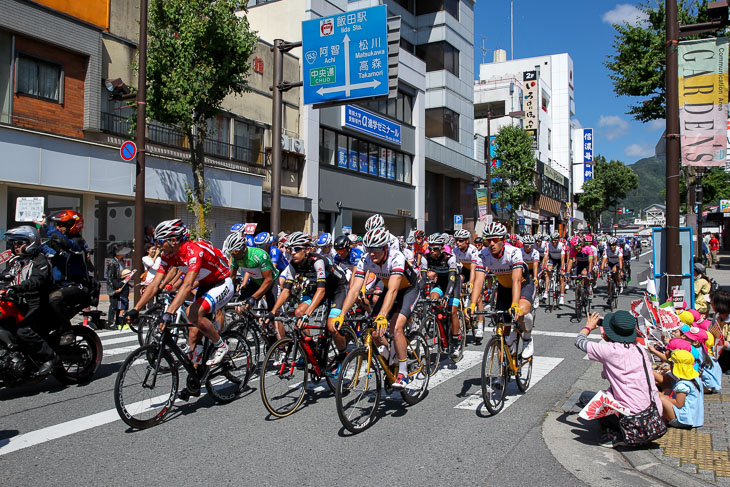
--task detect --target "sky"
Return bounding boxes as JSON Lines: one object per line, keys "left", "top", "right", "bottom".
{"left": 472, "top": 0, "right": 662, "bottom": 165}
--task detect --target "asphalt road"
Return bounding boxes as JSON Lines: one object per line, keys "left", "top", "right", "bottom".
{"left": 0, "top": 251, "right": 654, "bottom": 486}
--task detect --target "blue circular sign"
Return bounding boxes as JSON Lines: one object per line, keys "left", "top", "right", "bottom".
{"left": 120, "top": 141, "right": 137, "bottom": 161}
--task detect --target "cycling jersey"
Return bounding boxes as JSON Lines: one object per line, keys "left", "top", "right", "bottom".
{"left": 568, "top": 245, "right": 594, "bottom": 262}
{"left": 623, "top": 244, "right": 632, "bottom": 260}
{"left": 452, "top": 244, "right": 484, "bottom": 272}
{"left": 280, "top": 253, "right": 347, "bottom": 296}
{"left": 230, "top": 247, "right": 279, "bottom": 285}
{"left": 334, "top": 247, "right": 365, "bottom": 271}
{"left": 604, "top": 246, "right": 623, "bottom": 265}
{"left": 158, "top": 240, "right": 230, "bottom": 286}
{"left": 268, "top": 245, "right": 290, "bottom": 273}
{"left": 354, "top": 248, "right": 418, "bottom": 291}
{"left": 536, "top": 240, "right": 547, "bottom": 260}
{"left": 425, "top": 251, "right": 458, "bottom": 298}
{"left": 546, "top": 242, "right": 564, "bottom": 262}
{"left": 479, "top": 243, "right": 527, "bottom": 288}
{"left": 521, "top": 247, "right": 540, "bottom": 277}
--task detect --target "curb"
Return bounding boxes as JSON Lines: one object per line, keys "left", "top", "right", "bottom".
{"left": 619, "top": 448, "right": 714, "bottom": 487}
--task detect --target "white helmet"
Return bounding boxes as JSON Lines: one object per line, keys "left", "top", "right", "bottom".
{"left": 347, "top": 234, "right": 359, "bottom": 244}
{"left": 286, "top": 231, "right": 312, "bottom": 249}
{"left": 365, "top": 214, "right": 385, "bottom": 231}
{"left": 522, "top": 235, "right": 535, "bottom": 245}
{"left": 454, "top": 229, "right": 471, "bottom": 240}
{"left": 482, "top": 222, "right": 508, "bottom": 239}
{"left": 406, "top": 235, "right": 415, "bottom": 245}
{"left": 363, "top": 227, "right": 390, "bottom": 248}
{"left": 608, "top": 237, "right": 618, "bottom": 245}
{"left": 550, "top": 231, "right": 560, "bottom": 240}
{"left": 428, "top": 233, "right": 448, "bottom": 245}
{"left": 222, "top": 231, "right": 246, "bottom": 254}
{"left": 154, "top": 219, "right": 187, "bottom": 241}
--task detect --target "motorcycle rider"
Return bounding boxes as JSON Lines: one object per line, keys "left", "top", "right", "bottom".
{"left": 44, "top": 210, "right": 95, "bottom": 330}
{"left": 1, "top": 226, "right": 56, "bottom": 375}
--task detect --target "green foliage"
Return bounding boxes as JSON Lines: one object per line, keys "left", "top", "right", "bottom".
{"left": 700, "top": 167, "right": 730, "bottom": 204}
{"left": 184, "top": 184, "right": 212, "bottom": 239}
{"left": 576, "top": 155, "right": 638, "bottom": 229}
{"left": 146, "top": 0, "right": 257, "bottom": 237}
{"left": 492, "top": 125, "right": 537, "bottom": 225}
{"left": 604, "top": 0, "right": 717, "bottom": 122}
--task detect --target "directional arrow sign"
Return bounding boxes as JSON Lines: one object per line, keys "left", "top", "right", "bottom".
{"left": 302, "top": 5, "right": 389, "bottom": 105}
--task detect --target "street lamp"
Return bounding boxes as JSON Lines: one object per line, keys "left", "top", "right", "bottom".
{"left": 484, "top": 108, "right": 524, "bottom": 215}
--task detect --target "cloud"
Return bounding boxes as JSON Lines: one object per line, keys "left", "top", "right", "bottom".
{"left": 646, "top": 119, "right": 665, "bottom": 131}
{"left": 602, "top": 4, "right": 648, "bottom": 26}
{"left": 598, "top": 115, "right": 630, "bottom": 141}
{"left": 624, "top": 143, "right": 654, "bottom": 158}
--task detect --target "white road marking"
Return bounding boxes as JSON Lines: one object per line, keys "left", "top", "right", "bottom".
{"left": 100, "top": 335, "right": 140, "bottom": 346}
{"left": 454, "top": 356, "right": 564, "bottom": 412}
{"left": 531, "top": 330, "right": 601, "bottom": 340}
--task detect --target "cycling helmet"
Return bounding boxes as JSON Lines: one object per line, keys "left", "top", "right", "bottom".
{"left": 618, "top": 238, "right": 626, "bottom": 245}
{"left": 428, "top": 233, "right": 445, "bottom": 245}
{"left": 363, "top": 228, "right": 390, "bottom": 248}
{"left": 584, "top": 234, "right": 593, "bottom": 243}
{"left": 365, "top": 214, "right": 385, "bottom": 232}
{"left": 569, "top": 236, "right": 582, "bottom": 247}
{"left": 406, "top": 235, "right": 415, "bottom": 245}
{"left": 5, "top": 225, "right": 41, "bottom": 255}
{"left": 550, "top": 231, "right": 560, "bottom": 240}
{"left": 223, "top": 231, "right": 247, "bottom": 254}
{"left": 474, "top": 236, "right": 483, "bottom": 244}
{"left": 522, "top": 235, "right": 535, "bottom": 245}
{"left": 482, "top": 222, "right": 508, "bottom": 239}
{"left": 608, "top": 237, "right": 618, "bottom": 245}
{"left": 317, "top": 232, "right": 333, "bottom": 247}
{"left": 333, "top": 234, "right": 350, "bottom": 250}
{"left": 347, "top": 234, "right": 358, "bottom": 244}
{"left": 414, "top": 230, "right": 425, "bottom": 239}
{"left": 286, "top": 231, "right": 311, "bottom": 249}
{"left": 230, "top": 223, "right": 244, "bottom": 232}
{"left": 154, "top": 219, "right": 187, "bottom": 242}
{"left": 253, "top": 232, "right": 271, "bottom": 247}
{"left": 454, "top": 229, "right": 470, "bottom": 240}
{"left": 48, "top": 209, "right": 84, "bottom": 234}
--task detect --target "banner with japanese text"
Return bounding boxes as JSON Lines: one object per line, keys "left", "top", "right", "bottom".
{"left": 678, "top": 37, "right": 729, "bottom": 167}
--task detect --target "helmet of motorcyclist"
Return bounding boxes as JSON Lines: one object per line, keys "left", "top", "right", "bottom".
{"left": 48, "top": 209, "right": 84, "bottom": 235}
{"left": 5, "top": 225, "right": 41, "bottom": 256}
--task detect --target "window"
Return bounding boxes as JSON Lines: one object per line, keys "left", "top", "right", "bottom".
{"left": 426, "top": 107, "right": 459, "bottom": 141}
{"left": 205, "top": 116, "right": 230, "bottom": 158}
{"left": 399, "top": 37, "right": 415, "bottom": 55}
{"left": 16, "top": 55, "right": 62, "bottom": 102}
{"left": 548, "top": 128, "right": 552, "bottom": 151}
{"left": 354, "top": 90, "right": 413, "bottom": 125}
{"left": 416, "top": 0, "right": 459, "bottom": 19}
{"left": 415, "top": 41, "right": 459, "bottom": 76}
{"left": 320, "top": 128, "right": 337, "bottom": 166}
{"left": 234, "top": 119, "right": 264, "bottom": 165}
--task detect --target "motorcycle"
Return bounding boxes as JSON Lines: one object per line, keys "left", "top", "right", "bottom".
{"left": 0, "top": 293, "right": 103, "bottom": 387}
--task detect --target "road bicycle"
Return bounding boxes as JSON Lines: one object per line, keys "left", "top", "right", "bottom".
{"left": 114, "top": 321, "right": 253, "bottom": 430}
{"left": 605, "top": 268, "right": 620, "bottom": 312}
{"left": 335, "top": 313, "right": 430, "bottom": 433}
{"left": 477, "top": 309, "right": 533, "bottom": 415}
{"left": 545, "top": 267, "right": 562, "bottom": 312}
{"left": 573, "top": 273, "right": 592, "bottom": 321}
{"left": 259, "top": 312, "right": 359, "bottom": 417}
{"left": 420, "top": 297, "right": 466, "bottom": 376}
{"left": 621, "top": 261, "right": 631, "bottom": 291}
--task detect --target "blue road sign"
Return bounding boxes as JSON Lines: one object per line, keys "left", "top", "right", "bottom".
{"left": 302, "top": 5, "right": 389, "bottom": 105}
{"left": 120, "top": 141, "right": 137, "bottom": 161}
{"left": 454, "top": 215, "right": 463, "bottom": 225}
{"left": 343, "top": 105, "right": 401, "bottom": 144}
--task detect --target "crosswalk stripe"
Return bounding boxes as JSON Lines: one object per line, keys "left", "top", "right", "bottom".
{"left": 100, "top": 335, "right": 140, "bottom": 346}
{"left": 453, "top": 356, "right": 563, "bottom": 412}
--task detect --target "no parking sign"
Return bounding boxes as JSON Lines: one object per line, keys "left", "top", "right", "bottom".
{"left": 120, "top": 141, "right": 137, "bottom": 161}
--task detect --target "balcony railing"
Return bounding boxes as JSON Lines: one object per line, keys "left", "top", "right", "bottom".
{"left": 100, "top": 111, "right": 264, "bottom": 169}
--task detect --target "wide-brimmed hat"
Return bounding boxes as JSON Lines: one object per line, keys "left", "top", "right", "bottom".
{"left": 671, "top": 349, "right": 700, "bottom": 380}
{"left": 121, "top": 269, "right": 132, "bottom": 278}
{"left": 602, "top": 311, "right": 637, "bottom": 343}
{"left": 666, "top": 338, "right": 692, "bottom": 352}
{"left": 694, "top": 262, "right": 706, "bottom": 275}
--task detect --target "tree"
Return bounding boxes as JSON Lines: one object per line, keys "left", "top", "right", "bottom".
{"left": 576, "top": 178, "right": 604, "bottom": 230}
{"left": 604, "top": 0, "right": 716, "bottom": 122}
{"left": 700, "top": 167, "right": 730, "bottom": 204}
{"left": 491, "top": 125, "right": 537, "bottom": 227}
{"left": 145, "top": 0, "right": 258, "bottom": 237}
{"left": 576, "top": 155, "right": 638, "bottom": 230}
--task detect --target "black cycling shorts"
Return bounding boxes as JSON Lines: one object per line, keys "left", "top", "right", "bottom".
{"left": 373, "top": 282, "right": 420, "bottom": 320}
{"left": 495, "top": 281, "right": 535, "bottom": 311}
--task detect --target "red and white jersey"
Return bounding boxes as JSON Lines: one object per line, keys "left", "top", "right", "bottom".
{"left": 158, "top": 240, "right": 231, "bottom": 287}
{"left": 479, "top": 243, "right": 527, "bottom": 288}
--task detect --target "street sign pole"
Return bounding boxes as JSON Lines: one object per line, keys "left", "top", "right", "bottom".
{"left": 133, "top": 0, "right": 148, "bottom": 303}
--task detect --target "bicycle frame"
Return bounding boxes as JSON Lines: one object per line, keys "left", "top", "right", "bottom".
{"left": 483, "top": 312, "right": 524, "bottom": 374}
{"left": 147, "top": 325, "right": 214, "bottom": 391}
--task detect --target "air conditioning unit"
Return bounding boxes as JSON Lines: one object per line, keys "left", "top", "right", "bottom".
{"left": 290, "top": 138, "right": 305, "bottom": 154}
{"left": 280, "top": 134, "right": 291, "bottom": 151}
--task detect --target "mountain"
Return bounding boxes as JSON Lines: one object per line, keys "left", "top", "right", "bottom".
{"left": 600, "top": 156, "right": 666, "bottom": 223}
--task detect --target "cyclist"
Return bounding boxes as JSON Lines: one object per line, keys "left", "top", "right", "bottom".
{"left": 270, "top": 231, "right": 349, "bottom": 363}
{"left": 333, "top": 234, "right": 365, "bottom": 280}
{"left": 317, "top": 232, "right": 337, "bottom": 261}
{"left": 521, "top": 235, "right": 540, "bottom": 306}
{"left": 333, "top": 227, "right": 421, "bottom": 390}
{"left": 541, "top": 231, "right": 566, "bottom": 305}
{"left": 425, "top": 233, "right": 462, "bottom": 359}
{"left": 469, "top": 222, "right": 535, "bottom": 358}
{"left": 473, "top": 236, "right": 484, "bottom": 252}
{"left": 365, "top": 214, "right": 400, "bottom": 253}
{"left": 566, "top": 235, "right": 595, "bottom": 295}
{"left": 224, "top": 231, "right": 278, "bottom": 313}
{"left": 619, "top": 238, "right": 632, "bottom": 283}
{"left": 600, "top": 237, "right": 624, "bottom": 301}
{"left": 125, "top": 219, "right": 233, "bottom": 367}
{"left": 413, "top": 229, "right": 428, "bottom": 263}
{"left": 585, "top": 234, "right": 599, "bottom": 288}
{"left": 453, "top": 229, "right": 486, "bottom": 341}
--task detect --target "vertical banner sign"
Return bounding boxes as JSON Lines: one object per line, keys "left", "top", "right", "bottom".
{"left": 678, "top": 37, "right": 729, "bottom": 167}
{"left": 583, "top": 128, "right": 594, "bottom": 180}
{"left": 475, "top": 187, "right": 489, "bottom": 222}
{"left": 523, "top": 70, "right": 539, "bottom": 148}
{"left": 726, "top": 118, "right": 730, "bottom": 173}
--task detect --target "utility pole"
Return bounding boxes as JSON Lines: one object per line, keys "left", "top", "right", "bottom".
{"left": 133, "top": 0, "right": 148, "bottom": 303}
{"left": 270, "top": 39, "right": 302, "bottom": 236}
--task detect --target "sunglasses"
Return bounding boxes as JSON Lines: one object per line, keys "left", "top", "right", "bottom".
{"left": 485, "top": 238, "right": 502, "bottom": 244}
{"left": 455, "top": 239, "right": 468, "bottom": 243}
{"left": 289, "top": 246, "right": 307, "bottom": 253}
{"left": 366, "top": 246, "right": 386, "bottom": 253}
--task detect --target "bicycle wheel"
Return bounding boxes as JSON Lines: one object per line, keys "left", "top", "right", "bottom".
{"left": 574, "top": 285, "right": 583, "bottom": 321}
{"left": 424, "top": 316, "right": 441, "bottom": 377}
{"left": 231, "top": 318, "right": 263, "bottom": 372}
{"left": 205, "top": 330, "right": 253, "bottom": 404}
{"left": 514, "top": 333, "right": 533, "bottom": 393}
{"left": 114, "top": 345, "right": 179, "bottom": 430}
{"left": 481, "top": 336, "right": 507, "bottom": 415}
{"left": 450, "top": 309, "right": 467, "bottom": 363}
{"left": 324, "top": 325, "right": 360, "bottom": 392}
{"left": 336, "top": 347, "right": 381, "bottom": 433}
{"left": 400, "top": 333, "right": 430, "bottom": 405}
{"left": 260, "top": 337, "right": 308, "bottom": 417}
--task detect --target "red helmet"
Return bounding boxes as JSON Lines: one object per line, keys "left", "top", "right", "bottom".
{"left": 414, "top": 230, "right": 425, "bottom": 239}
{"left": 48, "top": 210, "right": 84, "bottom": 234}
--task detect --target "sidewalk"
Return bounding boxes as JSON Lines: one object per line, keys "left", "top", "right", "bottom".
{"left": 706, "top": 251, "right": 730, "bottom": 292}
{"left": 544, "top": 361, "right": 730, "bottom": 486}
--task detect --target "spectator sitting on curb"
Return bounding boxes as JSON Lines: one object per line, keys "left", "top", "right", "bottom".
{"left": 575, "top": 310, "right": 663, "bottom": 448}
{"left": 693, "top": 263, "right": 711, "bottom": 317}
{"left": 658, "top": 349, "right": 704, "bottom": 429}
{"left": 710, "top": 290, "right": 730, "bottom": 373}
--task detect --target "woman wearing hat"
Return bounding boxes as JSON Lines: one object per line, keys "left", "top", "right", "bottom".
{"left": 658, "top": 349, "right": 704, "bottom": 428}
{"left": 576, "top": 311, "right": 663, "bottom": 447}
{"left": 693, "top": 263, "right": 711, "bottom": 317}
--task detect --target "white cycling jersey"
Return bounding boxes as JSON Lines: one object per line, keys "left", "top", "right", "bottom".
{"left": 479, "top": 243, "right": 527, "bottom": 288}
{"left": 354, "top": 247, "right": 417, "bottom": 290}
{"left": 604, "top": 246, "right": 624, "bottom": 264}
{"left": 546, "top": 242, "right": 564, "bottom": 261}
{"left": 452, "top": 243, "right": 484, "bottom": 272}
{"left": 522, "top": 247, "right": 540, "bottom": 264}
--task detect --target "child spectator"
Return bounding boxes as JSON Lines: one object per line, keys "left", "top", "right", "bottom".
{"left": 659, "top": 349, "right": 704, "bottom": 428}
